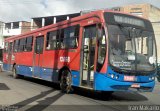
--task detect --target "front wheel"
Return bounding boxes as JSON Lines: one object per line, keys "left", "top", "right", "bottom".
{"left": 13, "top": 66, "right": 19, "bottom": 79}
{"left": 60, "top": 70, "right": 73, "bottom": 93}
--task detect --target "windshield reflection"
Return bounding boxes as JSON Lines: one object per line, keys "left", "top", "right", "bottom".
{"left": 108, "top": 25, "right": 156, "bottom": 72}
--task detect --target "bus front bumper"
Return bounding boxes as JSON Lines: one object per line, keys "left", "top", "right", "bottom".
{"left": 94, "top": 73, "right": 155, "bottom": 92}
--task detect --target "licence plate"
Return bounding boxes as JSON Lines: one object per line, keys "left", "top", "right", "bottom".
{"left": 131, "top": 84, "right": 140, "bottom": 88}
{"left": 124, "top": 76, "right": 135, "bottom": 81}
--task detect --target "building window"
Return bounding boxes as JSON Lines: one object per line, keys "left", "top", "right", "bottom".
{"left": 131, "top": 8, "right": 142, "bottom": 10}
{"left": 112, "top": 7, "right": 121, "bottom": 11}
{"left": 5, "top": 23, "right": 11, "bottom": 29}
{"left": 13, "top": 22, "right": 19, "bottom": 29}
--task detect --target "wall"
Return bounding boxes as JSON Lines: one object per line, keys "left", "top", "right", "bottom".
{"left": 0, "top": 22, "right": 4, "bottom": 48}
{"left": 3, "top": 28, "right": 21, "bottom": 37}
{"left": 121, "top": 3, "right": 150, "bottom": 18}
{"left": 21, "top": 22, "right": 31, "bottom": 34}
{"left": 148, "top": 5, "right": 160, "bottom": 62}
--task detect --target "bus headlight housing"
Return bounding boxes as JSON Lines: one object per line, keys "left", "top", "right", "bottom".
{"left": 115, "top": 75, "right": 119, "bottom": 79}
{"left": 111, "top": 74, "right": 114, "bottom": 78}
{"left": 108, "top": 73, "right": 119, "bottom": 80}
{"left": 149, "top": 76, "right": 155, "bottom": 81}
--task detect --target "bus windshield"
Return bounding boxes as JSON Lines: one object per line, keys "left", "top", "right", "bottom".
{"left": 104, "top": 12, "right": 157, "bottom": 73}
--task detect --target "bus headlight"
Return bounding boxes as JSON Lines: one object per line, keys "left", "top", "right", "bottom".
{"left": 108, "top": 74, "right": 119, "bottom": 79}
{"left": 115, "top": 75, "right": 119, "bottom": 79}
{"left": 111, "top": 74, "right": 114, "bottom": 78}
{"left": 149, "top": 77, "right": 155, "bottom": 80}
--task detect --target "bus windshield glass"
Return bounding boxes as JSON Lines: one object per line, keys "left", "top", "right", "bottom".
{"left": 104, "top": 12, "right": 157, "bottom": 73}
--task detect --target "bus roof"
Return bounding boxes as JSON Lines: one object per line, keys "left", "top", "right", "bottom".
{"left": 5, "top": 9, "right": 150, "bottom": 41}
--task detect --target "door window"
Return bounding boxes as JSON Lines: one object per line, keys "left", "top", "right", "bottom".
{"left": 97, "top": 29, "right": 106, "bottom": 72}
{"left": 35, "top": 36, "right": 44, "bottom": 54}
{"left": 83, "top": 25, "right": 96, "bottom": 70}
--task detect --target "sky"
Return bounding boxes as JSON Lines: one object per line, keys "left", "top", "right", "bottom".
{"left": 0, "top": 0, "right": 159, "bottom": 22}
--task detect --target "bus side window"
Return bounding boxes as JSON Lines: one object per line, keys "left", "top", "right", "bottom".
{"left": 97, "top": 28, "right": 106, "bottom": 72}
{"left": 19, "top": 38, "right": 26, "bottom": 52}
{"left": 13, "top": 40, "right": 19, "bottom": 53}
{"left": 46, "top": 30, "right": 58, "bottom": 50}
{"left": 61, "top": 25, "right": 79, "bottom": 49}
{"left": 25, "top": 36, "right": 33, "bottom": 51}
{"left": 60, "top": 29, "right": 65, "bottom": 49}
{"left": 4, "top": 42, "right": 8, "bottom": 53}
{"left": 46, "top": 25, "right": 79, "bottom": 50}
{"left": 8, "top": 42, "right": 13, "bottom": 53}
{"left": 67, "top": 26, "right": 79, "bottom": 48}
{"left": 13, "top": 41, "right": 16, "bottom": 52}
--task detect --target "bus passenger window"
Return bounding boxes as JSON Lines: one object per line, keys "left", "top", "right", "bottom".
{"left": 25, "top": 36, "right": 33, "bottom": 51}
{"left": 97, "top": 29, "right": 106, "bottom": 72}
{"left": 13, "top": 40, "right": 19, "bottom": 52}
{"left": 46, "top": 25, "right": 79, "bottom": 50}
{"left": 46, "top": 30, "right": 59, "bottom": 50}
{"left": 62, "top": 25, "right": 79, "bottom": 49}
{"left": 8, "top": 42, "right": 13, "bottom": 53}
{"left": 18, "top": 38, "right": 26, "bottom": 52}
{"left": 60, "top": 29, "right": 65, "bottom": 49}
{"left": 4, "top": 42, "right": 8, "bottom": 53}
{"left": 69, "top": 26, "right": 79, "bottom": 48}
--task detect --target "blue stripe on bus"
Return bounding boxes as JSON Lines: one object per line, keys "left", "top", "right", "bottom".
{"left": 3, "top": 63, "right": 155, "bottom": 92}
{"left": 16, "top": 65, "right": 33, "bottom": 77}
{"left": 40, "top": 67, "right": 54, "bottom": 81}
{"left": 71, "top": 71, "right": 80, "bottom": 86}
{"left": 16, "top": 65, "right": 57, "bottom": 81}
{"left": 14, "top": 65, "right": 80, "bottom": 86}
{"left": 94, "top": 72, "right": 155, "bottom": 92}
{"left": 107, "top": 66, "right": 155, "bottom": 83}
{"left": 3, "top": 63, "right": 12, "bottom": 71}
{"left": 3, "top": 63, "right": 8, "bottom": 71}
{"left": 39, "top": 67, "right": 58, "bottom": 82}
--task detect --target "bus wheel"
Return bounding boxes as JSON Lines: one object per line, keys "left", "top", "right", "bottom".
{"left": 13, "top": 66, "right": 19, "bottom": 79}
{"left": 60, "top": 70, "right": 72, "bottom": 93}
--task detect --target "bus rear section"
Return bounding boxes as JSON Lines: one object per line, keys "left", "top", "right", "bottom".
{"left": 3, "top": 42, "right": 14, "bottom": 71}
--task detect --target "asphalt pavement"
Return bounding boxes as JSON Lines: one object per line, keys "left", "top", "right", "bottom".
{"left": 0, "top": 71, "right": 160, "bottom": 111}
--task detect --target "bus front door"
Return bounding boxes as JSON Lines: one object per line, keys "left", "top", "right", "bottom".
{"left": 33, "top": 36, "right": 44, "bottom": 78}
{"left": 81, "top": 25, "right": 97, "bottom": 88}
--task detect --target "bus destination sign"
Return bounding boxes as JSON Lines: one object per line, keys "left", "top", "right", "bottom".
{"left": 114, "top": 15, "right": 145, "bottom": 27}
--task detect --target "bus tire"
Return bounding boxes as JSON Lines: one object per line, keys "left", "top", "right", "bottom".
{"left": 13, "top": 66, "right": 19, "bottom": 79}
{"left": 60, "top": 69, "right": 73, "bottom": 93}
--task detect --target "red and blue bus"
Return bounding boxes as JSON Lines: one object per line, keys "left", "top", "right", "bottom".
{"left": 3, "top": 10, "right": 157, "bottom": 93}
